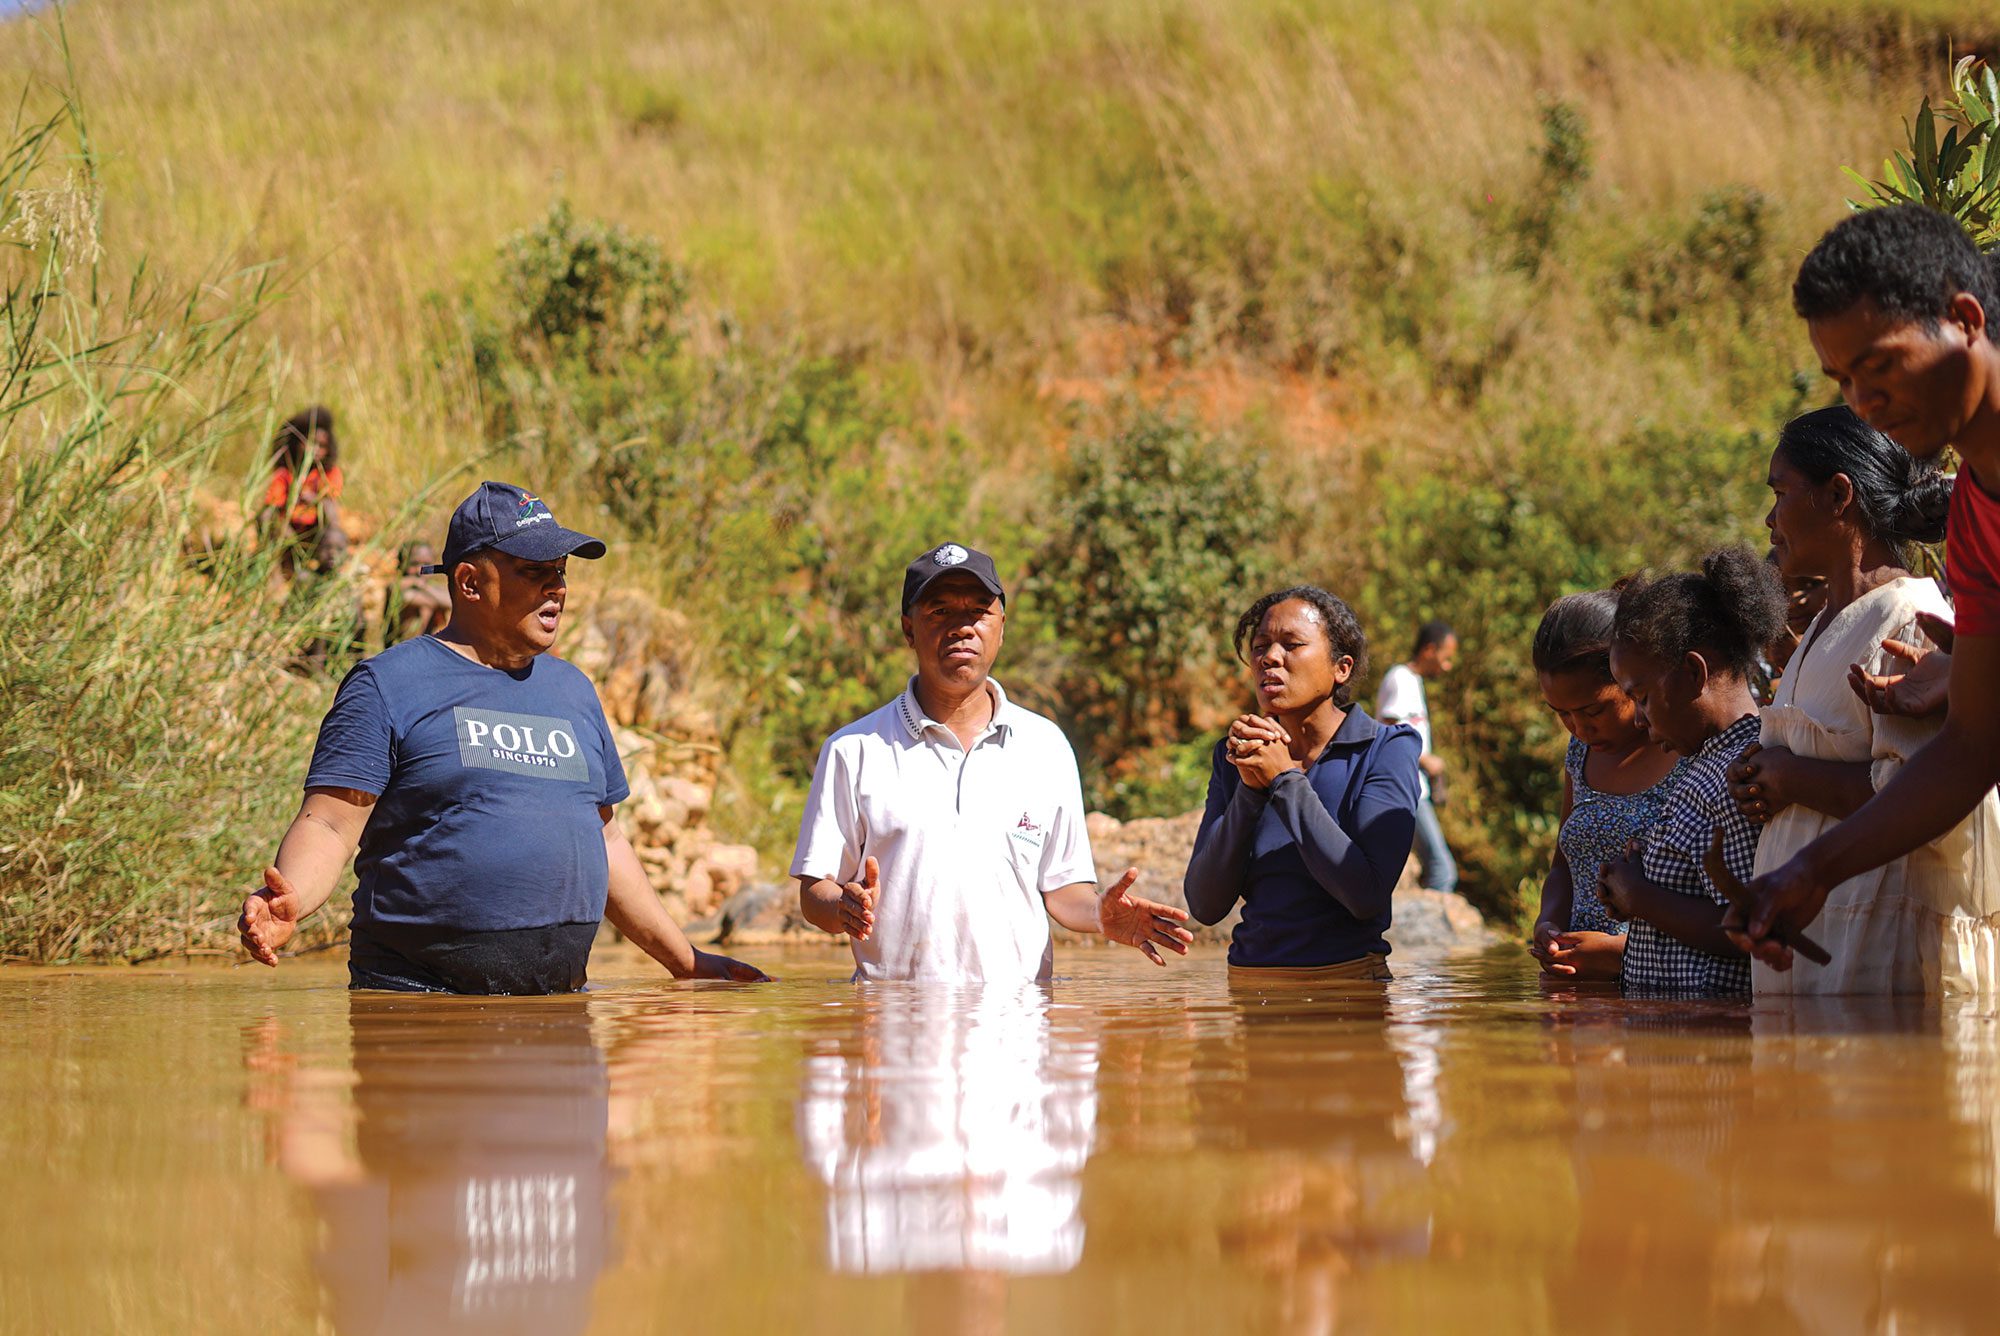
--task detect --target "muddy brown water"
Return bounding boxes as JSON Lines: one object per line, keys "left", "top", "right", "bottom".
{"left": 4, "top": 944, "right": 2000, "bottom": 1334}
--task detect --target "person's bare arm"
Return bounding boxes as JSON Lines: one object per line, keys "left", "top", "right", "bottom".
{"left": 239, "top": 787, "right": 376, "bottom": 965}
{"left": 1043, "top": 869, "right": 1193, "bottom": 966}
{"left": 1599, "top": 849, "right": 1743, "bottom": 961}
{"left": 1727, "top": 744, "right": 1875, "bottom": 823}
{"left": 602, "top": 808, "right": 768, "bottom": 981}
{"left": 1530, "top": 772, "right": 1577, "bottom": 973}
{"left": 798, "top": 857, "right": 877, "bottom": 940}
{"left": 1744, "top": 633, "right": 2000, "bottom": 964}
{"left": 1848, "top": 610, "right": 1955, "bottom": 718}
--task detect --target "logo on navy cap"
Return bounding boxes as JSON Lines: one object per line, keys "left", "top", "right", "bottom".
{"left": 933, "top": 544, "right": 969, "bottom": 566}
{"left": 514, "top": 491, "right": 552, "bottom": 528}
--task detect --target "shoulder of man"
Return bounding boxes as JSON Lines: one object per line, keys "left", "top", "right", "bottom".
{"left": 531, "top": 650, "right": 597, "bottom": 689}
{"left": 819, "top": 695, "right": 909, "bottom": 753}
{"left": 1377, "top": 662, "right": 1419, "bottom": 699}
{"left": 997, "top": 695, "right": 1080, "bottom": 754}
{"left": 338, "top": 637, "right": 430, "bottom": 688}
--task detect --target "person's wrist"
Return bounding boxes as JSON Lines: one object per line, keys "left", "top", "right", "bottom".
{"left": 1621, "top": 879, "right": 1660, "bottom": 921}
{"left": 1793, "top": 838, "right": 1839, "bottom": 891}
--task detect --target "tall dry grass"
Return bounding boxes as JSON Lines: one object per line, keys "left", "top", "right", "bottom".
{"left": 0, "top": 0, "right": 1978, "bottom": 495}
{"left": 0, "top": 47, "right": 365, "bottom": 961}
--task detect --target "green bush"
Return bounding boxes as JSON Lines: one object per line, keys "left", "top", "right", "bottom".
{"left": 1023, "top": 409, "right": 1280, "bottom": 780}
{"left": 1511, "top": 99, "right": 1594, "bottom": 277}
{"left": 1622, "top": 187, "right": 1776, "bottom": 326}
{"left": 466, "top": 202, "right": 980, "bottom": 851}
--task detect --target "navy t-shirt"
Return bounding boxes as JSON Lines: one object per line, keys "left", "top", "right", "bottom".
{"left": 306, "top": 636, "right": 629, "bottom": 938}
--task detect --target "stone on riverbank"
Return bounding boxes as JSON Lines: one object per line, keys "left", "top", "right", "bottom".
{"left": 696, "top": 806, "right": 1502, "bottom": 952}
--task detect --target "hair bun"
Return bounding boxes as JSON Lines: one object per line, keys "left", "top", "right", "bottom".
{"left": 1887, "top": 468, "right": 1953, "bottom": 545}
{"left": 1701, "top": 545, "right": 1788, "bottom": 662}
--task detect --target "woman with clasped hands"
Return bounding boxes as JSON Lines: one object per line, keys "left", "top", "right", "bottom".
{"left": 1183, "top": 586, "right": 1423, "bottom": 982}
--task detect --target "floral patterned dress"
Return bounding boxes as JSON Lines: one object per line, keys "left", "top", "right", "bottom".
{"left": 1559, "top": 736, "right": 1687, "bottom": 936}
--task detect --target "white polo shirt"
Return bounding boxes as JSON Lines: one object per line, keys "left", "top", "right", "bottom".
{"left": 790, "top": 677, "right": 1097, "bottom": 982}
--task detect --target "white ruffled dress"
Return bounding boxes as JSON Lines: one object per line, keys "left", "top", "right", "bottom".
{"left": 1752, "top": 576, "right": 2000, "bottom": 996}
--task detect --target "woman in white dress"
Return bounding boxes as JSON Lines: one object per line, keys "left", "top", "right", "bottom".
{"left": 1728, "top": 405, "right": 2000, "bottom": 995}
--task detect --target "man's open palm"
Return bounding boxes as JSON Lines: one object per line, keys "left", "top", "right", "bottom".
{"left": 239, "top": 866, "right": 303, "bottom": 967}
{"left": 1850, "top": 611, "right": 1955, "bottom": 719}
{"left": 1098, "top": 868, "right": 1194, "bottom": 966}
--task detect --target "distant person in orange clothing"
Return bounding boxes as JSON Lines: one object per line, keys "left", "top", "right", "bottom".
{"left": 263, "top": 405, "right": 347, "bottom": 573}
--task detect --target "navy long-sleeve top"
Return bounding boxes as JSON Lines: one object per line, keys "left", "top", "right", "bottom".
{"left": 1183, "top": 706, "right": 1422, "bottom": 967}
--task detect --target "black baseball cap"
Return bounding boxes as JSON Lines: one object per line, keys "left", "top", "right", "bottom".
{"left": 901, "top": 542, "right": 1005, "bottom": 613}
{"left": 421, "top": 481, "right": 607, "bottom": 574}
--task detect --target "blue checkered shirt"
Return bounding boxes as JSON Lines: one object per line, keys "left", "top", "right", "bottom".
{"left": 1619, "top": 714, "right": 1761, "bottom": 996}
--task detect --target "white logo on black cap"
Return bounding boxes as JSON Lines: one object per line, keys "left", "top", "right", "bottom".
{"left": 934, "top": 544, "right": 969, "bottom": 566}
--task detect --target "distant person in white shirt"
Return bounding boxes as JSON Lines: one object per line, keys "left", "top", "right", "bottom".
{"left": 792, "top": 542, "right": 1194, "bottom": 982}
{"left": 1376, "top": 620, "right": 1460, "bottom": 893}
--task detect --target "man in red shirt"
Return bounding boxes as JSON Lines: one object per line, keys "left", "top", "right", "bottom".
{"left": 1740, "top": 205, "right": 2000, "bottom": 968}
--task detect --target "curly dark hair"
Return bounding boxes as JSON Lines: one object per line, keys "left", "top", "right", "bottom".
{"left": 1793, "top": 204, "right": 1998, "bottom": 327}
{"left": 272, "top": 405, "right": 337, "bottom": 472}
{"left": 1233, "top": 585, "right": 1369, "bottom": 708}
{"left": 1775, "top": 404, "right": 1952, "bottom": 549}
{"left": 1531, "top": 589, "right": 1619, "bottom": 683}
{"left": 1612, "top": 547, "right": 1787, "bottom": 680}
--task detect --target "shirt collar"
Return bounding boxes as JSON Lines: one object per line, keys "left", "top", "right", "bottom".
{"left": 896, "top": 676, "right": 1013, "bottom": 745}
{"left": 1327, "top": 704, "right": 1382, "bottom": 748}
{"left": 1696, "top": 713, "right": 1761, "bottom": 760}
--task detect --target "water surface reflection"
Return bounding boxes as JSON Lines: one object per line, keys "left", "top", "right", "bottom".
{"left": 13, "top": 950, "right": 2000, "bottom": 1333}
{"left": 250, "top": 994, "right": 613, "bottom": 1336}
{"left": 797, "top": 982, "right": 1097, "bottom": 1275}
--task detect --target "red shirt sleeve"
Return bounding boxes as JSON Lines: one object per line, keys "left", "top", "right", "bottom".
{"left": 1947, "top": 468, "right": 2000, "bottom": 636}
{"left": 264, "top": 467, "right": 294, "bottom": 509}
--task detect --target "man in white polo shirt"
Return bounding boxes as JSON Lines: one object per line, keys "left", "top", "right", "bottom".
{"left": 792, "top": 542, "right": 1194, "bottom": 982}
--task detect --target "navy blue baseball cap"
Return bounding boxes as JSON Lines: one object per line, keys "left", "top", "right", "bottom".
{"left": 422, "top": 481, "right": 607, "bottom": 573}
{"left": 901, "top": 541, "right": 1005, "bottom": 613}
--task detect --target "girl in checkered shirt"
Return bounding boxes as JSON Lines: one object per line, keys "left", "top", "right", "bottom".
{"left": 1596, "top": 548, "right": 1789, "bottom": 995}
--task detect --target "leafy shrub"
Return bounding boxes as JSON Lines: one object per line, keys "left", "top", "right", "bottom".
{"left": 467, "top": 203, "right": 977, "bottom": 850}
{"left": 1622, "top": 187, "right": 1775, "bottom": 326}
{"left": 1095, "top": 734, "right": 1222, "bottom": 824}
{"left": 1846, "top": 56, "right": 2000, "bottom": 250}
{"left": 1024, "top": 409, "right": 1280, "bottom": 775}
{"left": 495, "top": 197, "right": 687, "bottom": 360}
{"left": 1512, "top": 99, "right": 1593, "bottom": 276}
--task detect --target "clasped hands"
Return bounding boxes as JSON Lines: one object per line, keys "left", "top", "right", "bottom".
{"left": 1594, "top": 838, "right": 1649, "bottom": 924}
{"left": 1726, "top": 741, "right": 1795, "bottom": 825}
{"left": 1528, "top": 918, "right": 1624, "bottom": 980}
{"left": 1226, "top": 714, "right": 1302, "bottom": 789}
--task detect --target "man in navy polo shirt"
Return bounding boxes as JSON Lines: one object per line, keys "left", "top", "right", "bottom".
{"left": 238, "top": 481, "right": 767, "bottom": 993}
